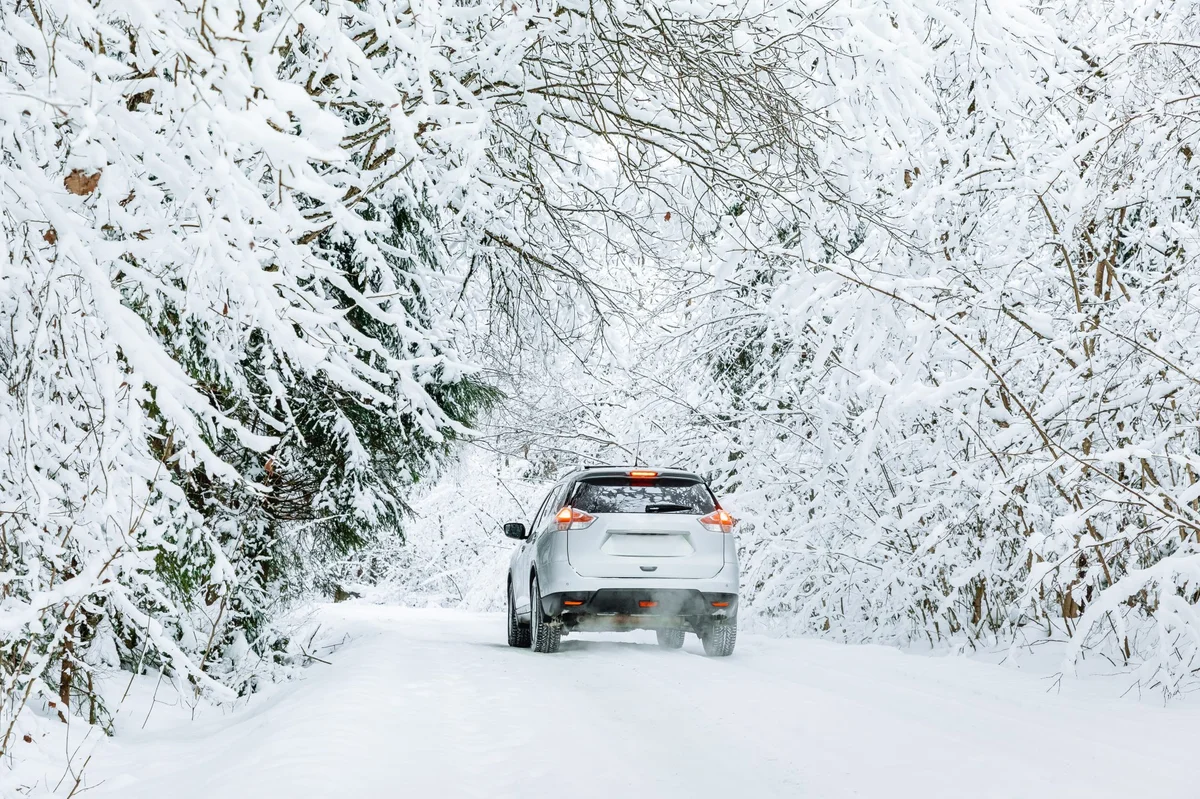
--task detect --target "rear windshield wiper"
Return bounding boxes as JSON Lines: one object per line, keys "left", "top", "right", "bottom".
{"left": 644, "top": 503, "right": 696, "bottom": 513}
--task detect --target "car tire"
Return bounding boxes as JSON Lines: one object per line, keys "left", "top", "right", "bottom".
{"left": 529, "top": 575, "right": 561, "bottom": 654}
{"left": 656, "top": 629, "right": 685, "bottom": 649}
{"left": 700, "top": 621, "right": 737, "bottom": 657}
{"left": 507, "top": 582, "right": 530, "bottom": 648}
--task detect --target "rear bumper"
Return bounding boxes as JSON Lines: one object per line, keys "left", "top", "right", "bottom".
{"left": 527, "top": 552, "right": 739, "bottom": 631}
{"left": 536, "top": 556, "right": 739, "bottom": 598}
{"left": 542, "top": 588, "right": 738, "bottom": 630}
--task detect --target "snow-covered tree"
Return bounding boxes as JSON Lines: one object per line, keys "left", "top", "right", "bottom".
{"left": 0, "top": 0, "right": 501, "bottom": 751}
{"left": 624, "top": 0, "right": 1200, "bottom": 697}
{"left": 394, "top": 0, "right": 1200, "bottom": 699}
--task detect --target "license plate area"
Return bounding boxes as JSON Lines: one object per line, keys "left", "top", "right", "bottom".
{"left": 601, "top": 532, "right": 694, "bottom": 558}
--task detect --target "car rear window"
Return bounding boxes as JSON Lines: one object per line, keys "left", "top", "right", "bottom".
{"left": 569, "top": 477, "right": 717, "bottom": 514}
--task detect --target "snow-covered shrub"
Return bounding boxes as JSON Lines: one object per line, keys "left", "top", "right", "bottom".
{"left": 320, "top": 451, "right": 542, "bottom": 610}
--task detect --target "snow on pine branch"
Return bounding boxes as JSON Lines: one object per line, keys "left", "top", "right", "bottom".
{"left": 0, "top": 0, "right": 494, "bottom": 769}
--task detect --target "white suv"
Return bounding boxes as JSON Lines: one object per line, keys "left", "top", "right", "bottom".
{"left": 503, "top": 466, "right": 739, "bottom": 656}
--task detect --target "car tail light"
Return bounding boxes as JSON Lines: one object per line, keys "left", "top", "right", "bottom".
{"left": 629, "top": 469, "right": 658, "bottom": 479}
{"left": 638, "top": 600, "right": 657, "bottom": 608}
{"left": 711, "top": 601, "right": 730, "bottom": 608}
{"left": 556, "top": 506, "right": 596, "bottom": 531}
{"left": 699, "top": 509, "right": 737, "bottom": 533}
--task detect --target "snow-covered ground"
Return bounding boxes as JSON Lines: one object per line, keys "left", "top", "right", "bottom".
{"left": 73, "top": 605, "right": 1199, "bottom": 798}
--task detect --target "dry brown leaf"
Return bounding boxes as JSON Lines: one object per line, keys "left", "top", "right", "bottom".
{"left": 664, "top": 211, "right": 672, "bottom": 221}
{"left": 43, "top": 228, "right": 57, "bottom": 245}
{"left": 125, "top": 88, "right": 154, "bottom": 111}
{"left": 64, "top": 169, "right": 101, "bottom": 196}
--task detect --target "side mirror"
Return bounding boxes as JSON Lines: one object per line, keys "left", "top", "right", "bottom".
{"left": 502, "top": 522, "right": 528, "bottom": 540}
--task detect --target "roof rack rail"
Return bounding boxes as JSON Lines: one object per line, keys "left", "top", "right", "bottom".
{"left": 554, "top": 463, "right": 641, "bottom": 479}
{"left": 554, "top": 462, "right": 606, "bottom": 479}
{"left": 583, "top": 464, "right": 686, "bottom": 472}
{"left": 557, "top": 463, "right": 693, "bottom": 478}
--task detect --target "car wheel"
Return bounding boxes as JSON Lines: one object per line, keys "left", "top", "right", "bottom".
{"left": 507, "top": 581, "right": 530, "bottom": 648}
{"left": 529, "top": 575, "right": 561, "bottom": 654}
{"left": 656, "top": 629, "right": 685, "bottom": 649}
{"left": 700, "top": 620, "right": 737, "bottom": 657}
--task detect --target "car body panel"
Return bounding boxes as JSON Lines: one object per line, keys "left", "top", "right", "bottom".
{"left": 509, "top": 479, "right": 569, "bottom": 614}
{"left": 566, "top": 514, "right": 726, "bottom": 578}
{"left": 536, "top": 556, "right": 739, "bottom": 599}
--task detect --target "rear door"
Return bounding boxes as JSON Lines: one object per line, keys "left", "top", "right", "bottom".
{"left": 565, "top": 474, "right": 726, "bottom": 579}
{"left": 514, "top": 488, "right": 554, "bottom": 610}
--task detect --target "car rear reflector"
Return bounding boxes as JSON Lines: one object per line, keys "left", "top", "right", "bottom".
{"left": 638, "top": 600, "right": 658, "bottom": 608}
{"left": 629, "top": 469, "right": 658, "bottom": 479}
{"left": 698, "top": 509, "right": 737, "bottom": 533}
{"left": 563, "top": 600, "right": 584, "bottom": 606}
{"left": 711, "top": 602, "right": 730, "bottom": 608}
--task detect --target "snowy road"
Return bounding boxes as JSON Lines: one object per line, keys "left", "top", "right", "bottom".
{"left": 89, "top": 606, "right": 1199, "bottom": 799}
